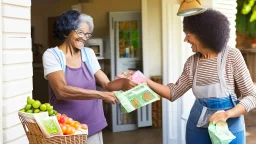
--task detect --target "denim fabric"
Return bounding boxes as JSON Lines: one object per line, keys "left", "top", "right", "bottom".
{"left": 186, "top": 120, "right": 245, "bottom": 144}
{"left": 186, "top": 97, "right": 245, "bottom": 144}
{"left": 198, "top": 96, "right": 238, "bottom": 110}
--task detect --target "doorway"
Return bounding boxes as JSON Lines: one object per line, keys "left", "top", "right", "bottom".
{"left": 31, "top": 0, "right": 163, "bottom": 143}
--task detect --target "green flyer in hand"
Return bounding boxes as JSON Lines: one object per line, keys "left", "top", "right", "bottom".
{"left": 208, "top": 121, "right": 236, "bottom": 144}
{"left": 114, "top": 83, "right": 160, "bottom": 113}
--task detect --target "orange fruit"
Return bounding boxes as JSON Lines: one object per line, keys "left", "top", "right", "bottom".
{"left": 73, "top": 121, "right": 81, "bottom": 130}
{"left": 80, "top": 124, "right": 88, "bottom": 130}
{"left": 66, "top": 117, "right": 73, "bottom": 124}
{"left": 56, "top": 113, "right": 61, "bottom": 121}
{"left": 65, "top": 124, "right": 71, "bottom": 135}
{"left": 69, "top": 127, "right": 76, "bottom": 135}
{"left": 69, "top": 120, "right": 75, "bottom": 127}
{"left": 62, "top": 114, "right": 67, "bottom": 119}
{"left": 60, "top": 124, "right": 67, "bottom": 134}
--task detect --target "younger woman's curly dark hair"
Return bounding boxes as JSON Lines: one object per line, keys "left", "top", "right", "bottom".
{"left": 53, "top": 10, "right": 80, "bottom": 41}
{"left": 183, "top": 9, "right": 230, "bottom": 53}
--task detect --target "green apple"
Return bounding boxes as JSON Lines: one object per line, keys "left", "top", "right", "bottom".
{"left": 27, "top": 98, "right": 35, "bottom": 105}
{"left": 46, "top": 105, "right": 53, "bottom": 111}
{"left": 40, "top": 104, "right": 47, "bottom": 111}
{"left": 32, "top": 100, "right": 41, "bottom": 109}
{"left": 34, "top": 109, "right": 40, "bottom": 113}
{"left": 25, "top": 104, "right": 32, "bottom": 110}
{"left": 53, "top": 110, "right": 57, "bottom": 115}
{"left": 20, "top": 108, "right": 25, "bottom": 112}
{"left": 48, "top": 109, "right": 54, "bottom": 115}
{"left": 26, "top": 110, "right": 33, "bottom": 113}
{"left": 45, "top": 103, "right": 50, "bottom": 106}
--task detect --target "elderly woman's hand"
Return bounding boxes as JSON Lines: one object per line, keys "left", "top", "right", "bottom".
{"left": 209, "top": 110, "right": 230, "bottom": 124}
{"left": 122, "top": 78, "right": 138, "bottom": 91}
{"left": 101, "top": 92, "right": 119, "bottom": 104}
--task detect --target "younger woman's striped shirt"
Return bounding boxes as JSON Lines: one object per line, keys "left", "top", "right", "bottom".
{"left": 167, "top": 47, "right": 256, "bottom": 112}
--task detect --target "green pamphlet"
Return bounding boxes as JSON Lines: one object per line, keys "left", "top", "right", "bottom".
{"left": 208, "top": 121, "right": 236, "bottom": 144}
{"left": 115, "top": 83, "right": 160, "bottom": 113}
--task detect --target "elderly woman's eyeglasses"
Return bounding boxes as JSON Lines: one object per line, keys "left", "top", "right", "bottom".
{"left": 74, "top": 30, "right": 92, "bottom": 39}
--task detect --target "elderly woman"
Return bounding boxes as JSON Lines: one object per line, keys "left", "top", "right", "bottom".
{"left": 42, "top": 10, "right": 137, "bottom": 144}
{"left": 147, "top": 9, "right": 256, "bottom": 144}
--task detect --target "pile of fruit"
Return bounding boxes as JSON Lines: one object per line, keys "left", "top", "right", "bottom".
{"left": 56, "top": 113, "right": 88, "bottom": 135}
{"left": 20, "top": 96, "right": 57, "bottom": 116}
{"left": 19, "top": 96, "right": 88, "bottom": 136}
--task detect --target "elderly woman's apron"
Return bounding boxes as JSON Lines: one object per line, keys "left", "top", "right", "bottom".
{"left": 186, "top": 47, "right": 246, "bottom": 144}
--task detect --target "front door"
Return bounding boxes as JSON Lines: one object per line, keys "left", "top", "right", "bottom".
{"left": 109, "top": 11, "right": 152, "bottom": 132}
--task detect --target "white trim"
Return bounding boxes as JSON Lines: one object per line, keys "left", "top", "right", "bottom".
{"left": 0, "top": 0, "right": 3, "bottom": 143}
{"left": 162, "top": 1, "right": 188, "bottom": 144}
{"left": 161, "top": 1, "right": 169, "bottom": 144}
{"left": 142, "top": 0, "right": 148, "bottom": 78}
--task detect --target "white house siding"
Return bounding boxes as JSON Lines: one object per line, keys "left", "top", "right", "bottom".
{"left": 212, "top": 0, "right": 237, "bottom": 48}
{"left": 2, "top": 0, "right": 32, "bottom": 143}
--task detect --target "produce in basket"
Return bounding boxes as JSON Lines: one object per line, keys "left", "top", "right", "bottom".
{"left": 20, "top": 96, "right": 57, "bottom": 116}
{"left": 56, "top": 113, "right": 88, "bottom": 135}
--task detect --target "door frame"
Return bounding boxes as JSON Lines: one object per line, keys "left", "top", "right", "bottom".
{"left": 0, "top": 0, "right": 3, "bottom": 143}
{"left": 161, "top": 2, "right": 184, "bottom": 144}
{"left": 142, "top": 0, "right": 195, "bottom": 143}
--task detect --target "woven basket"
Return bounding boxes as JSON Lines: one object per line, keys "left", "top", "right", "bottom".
{"left": 18, "top": 113, "right": 87, "bottom": 144}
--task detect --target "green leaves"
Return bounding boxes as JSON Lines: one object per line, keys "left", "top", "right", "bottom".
{"left": 242, "top": 1, "right": 254, "bottom": 15}
{"left": 237, "top": 0, "right": 256, "bottom": 36}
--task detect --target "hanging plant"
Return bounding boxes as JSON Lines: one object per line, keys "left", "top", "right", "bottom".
{"left": 236, "top": 0, "right": 256, "bottom": 36}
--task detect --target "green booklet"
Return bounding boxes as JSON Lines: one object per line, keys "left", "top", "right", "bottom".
{"left": 34, "top": 112, "right": 63, "bottom": 138}
{"left": 208, "top": 121, "right": 236, "bottom": 144}
{"left": 115, "top": 83, "right": 160, "bottom": 113}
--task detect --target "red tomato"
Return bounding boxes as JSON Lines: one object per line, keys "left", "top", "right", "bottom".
{"left": 59, "top": 117, "right": 65, "bottom": 124}
{"left": 60, "top": 115, "right": 68, "bottom": 124}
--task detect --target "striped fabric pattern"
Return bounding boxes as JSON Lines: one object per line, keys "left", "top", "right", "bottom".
{"left": 167, "top": 48, "right": 256, "bottom": 112}
{"left": 197, "top": 58, "right": 219, "bottom": 86}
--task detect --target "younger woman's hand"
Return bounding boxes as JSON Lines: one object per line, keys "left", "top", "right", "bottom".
{"left": 209, "top": 110, "right": 229, "bottom": 124}
{"left": 122, "top": 78, "right": 138, "bottom": 91}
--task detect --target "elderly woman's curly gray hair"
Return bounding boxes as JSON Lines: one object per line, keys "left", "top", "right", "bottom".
{"left": 53, "top": 10, "right": 94, "bottom": 41}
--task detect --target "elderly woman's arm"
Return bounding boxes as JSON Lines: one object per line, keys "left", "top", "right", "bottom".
{"left": 47, "top": 71, "right": 118, "bottom": 104}
{"left": 210, "top": 48, "right": 256, "bottom": 123}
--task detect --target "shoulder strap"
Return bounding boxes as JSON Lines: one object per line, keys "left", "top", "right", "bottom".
{"left": 82, "top": 48, "right": 94, "bottom": 75}
{"left": 50, "top": 47, "right": 94, "bottom": 75}
{"left": 51, "top": 47, "right": 66, "bottom": 72}
{"left": 191, "top": 53, "right": 200, "bottom": 77}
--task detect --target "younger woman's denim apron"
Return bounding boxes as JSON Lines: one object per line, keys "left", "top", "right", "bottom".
{"left": 186, "top": 47, "right": 246, "bottom": 144}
